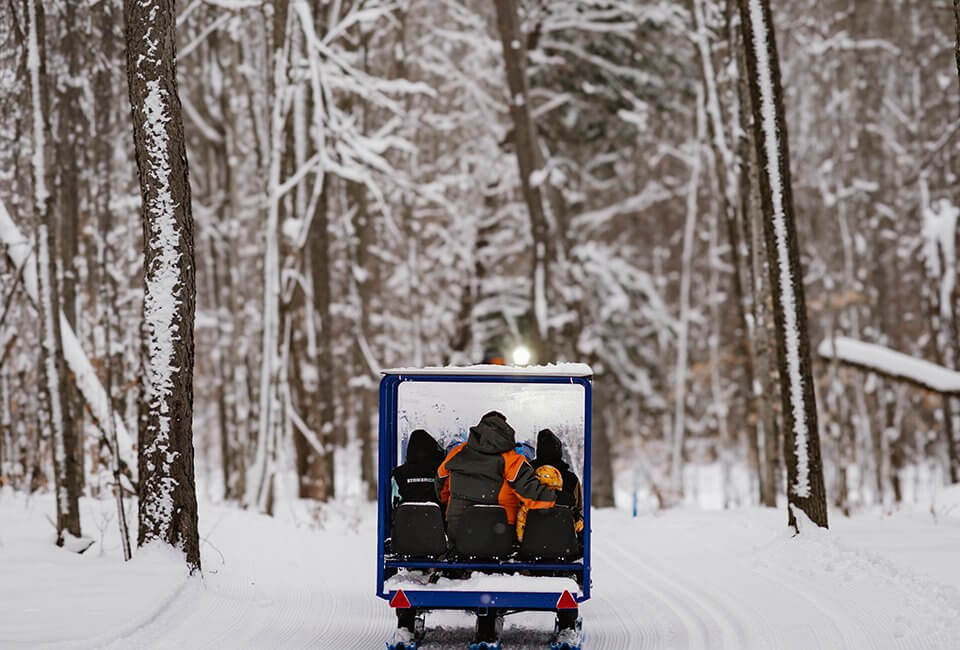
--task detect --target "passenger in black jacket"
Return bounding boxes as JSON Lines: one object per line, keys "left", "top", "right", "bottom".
{"left": 392, "top": 429, "right": 445, "bottom": 508}
{"left": 437, "top": 412, "right": 556, "bottom": 539}
{"left": 532, "top": 428, "right": 583, "bottom": 523}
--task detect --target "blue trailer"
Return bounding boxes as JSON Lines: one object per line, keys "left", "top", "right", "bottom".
{"left": 376, "top": 365, "right": 592, "bottom": 649}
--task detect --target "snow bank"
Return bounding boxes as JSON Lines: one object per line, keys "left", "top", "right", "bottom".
{"left": 818, "top": 336, "right": 960, "bottom": 393}
{"left": 0, "top": 493, "right": 190, "bottom": 648}
{"left": 933, "top": 484, "right": 960, "bottom": 520}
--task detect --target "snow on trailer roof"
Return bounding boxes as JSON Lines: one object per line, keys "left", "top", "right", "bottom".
{"left": 381, "top": 363, "right": 593, "bottom": 377}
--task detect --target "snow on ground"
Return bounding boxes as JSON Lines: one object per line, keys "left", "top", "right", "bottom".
{"left": 2, "top": 487, "right": 959, "bottom": 649}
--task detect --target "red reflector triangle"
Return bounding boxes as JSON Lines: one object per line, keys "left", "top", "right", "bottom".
{"left": 390, "top": 589, "right": 411, "bottom": 609}
{"left": 556, "top": 590, "right": 578, "bottom": 610}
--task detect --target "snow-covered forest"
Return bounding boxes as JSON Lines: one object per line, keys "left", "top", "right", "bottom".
{"left": 1, "top": 0, "right": 960, "bottom": 646}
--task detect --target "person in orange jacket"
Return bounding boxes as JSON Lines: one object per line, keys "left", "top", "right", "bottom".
{"left": 436, "top": 411, "right": 555, "bottom": 539}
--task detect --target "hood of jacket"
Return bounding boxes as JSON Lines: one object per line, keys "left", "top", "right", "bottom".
{"left": 405, "top": 429, "right": 443, "bottom": 466}
{"left": 466, "top": 411, "right": 516, "bottom": 455}
{"left": 534, "top": 428, "right": 569, "bottom": 471}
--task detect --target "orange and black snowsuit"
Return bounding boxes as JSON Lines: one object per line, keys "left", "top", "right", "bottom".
{"left": 436, "top": 411, "right": 556, "bottom": 538}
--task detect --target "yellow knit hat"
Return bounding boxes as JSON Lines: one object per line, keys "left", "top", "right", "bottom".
{"left": 534, "top": 464, "right": 563, "bottom": 490}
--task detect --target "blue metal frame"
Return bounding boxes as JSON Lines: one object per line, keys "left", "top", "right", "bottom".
{"left": 376, "top": 372, "right": 593, "bottom": 611}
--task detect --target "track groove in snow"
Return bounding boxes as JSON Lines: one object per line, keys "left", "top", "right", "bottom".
{"left": 4, "top": 496, "right": 959, "bottom": 649}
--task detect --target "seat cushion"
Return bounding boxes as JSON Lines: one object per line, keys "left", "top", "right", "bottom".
{"left": 453, "top": 504, "right": 514, "bottom": 559}
{"left": 518, "top": 506, "right": 579, "bottom": 561}
{"left": 391, "top": 502, "right": 448, "bottom": 557}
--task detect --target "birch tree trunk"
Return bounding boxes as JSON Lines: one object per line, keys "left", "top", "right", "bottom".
{"left": 739, "top": 0, "right": 828, "bottom": 529}
{"left": 247, "top": 0, "right": 290, "bottom": 511}
{"left": 671, "top": 89, "right": 704, "bottom": 500}
{"left": 124, "top": 0, "right": 201, "bottom": 570}
{"left": 28, "top": 0, "right": 81, "bottom": 545}
{"left": 493, "top": 0, "right": 550, "bottom": 362}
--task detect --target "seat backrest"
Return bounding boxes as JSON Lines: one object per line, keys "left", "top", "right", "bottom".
{"left": 390, "top": 502, "right": 448, "bottom": 558}
{"left": 518, "top": 506, "right": 579, "bottom": 561}
{"left": 453, "top": 504, "right": 514, "bottom": 559}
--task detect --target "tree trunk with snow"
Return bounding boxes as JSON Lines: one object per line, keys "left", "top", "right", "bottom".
{"left": 0, "top": 370, "right": 8, "bottom": 484}
{"left": 303, "top": 183, "right": 336, "bottom": 501}
{"left": 246, "top": 0, "right": 290, "bottom": 511}
{"left": 953, "top": 0, "right": 960, "bottom": 94}
{"left": 95, "top": 0, "right": 131, "bottom": 560}
{"left": 346, "top": 34, "right": 378, "bottom": 500}
{"left": 56, "top": 0, "right": 86, "bottom": 494}
{"left": 670, "top": 90, "right": 704, "bottom": 501}
{"left": 735, "top": 12, "right": 780, "bottom": 508}
{"left": 696, "top": 0, "right": 765, "bottom": 502}
{"left": 124, "top": 0, "right": 201, "bottom": 570}
{"left": 920, "top": 185, "right": 960, "bottom": 484}
{"left": 739, "top": 0, "right": 828, "bottom": 529}
{"left": 350, "top": 178, "right": 378, "bottom": 502}
{"left": 589, "top": 374, "right": 616, "bottom": 508}
{"left": 493, "top": 0, "right": 550, "bottom": 362}
{"left": 27, "top": 0, "right": 82, "bottom": 545}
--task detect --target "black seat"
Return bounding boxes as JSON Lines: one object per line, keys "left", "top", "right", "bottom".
{"left": 518, "top": 506, "right": 579, "bottom": 561}
{"left": 391, "top": 502, "right": 448, "bottom": 557}
{"left": 453, "top": 505, "right": 514, "bottom": 559}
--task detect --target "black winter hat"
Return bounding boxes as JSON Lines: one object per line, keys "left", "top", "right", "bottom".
{"left": 536, "top": 428, "right": 565, "bottom": 466}
{"left": 406, "top": 429, "right": 443, "bottom": 465}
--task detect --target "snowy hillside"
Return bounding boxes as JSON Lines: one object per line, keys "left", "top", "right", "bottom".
{"left": 3, "top": 490, "right": 959, "bottom": 649}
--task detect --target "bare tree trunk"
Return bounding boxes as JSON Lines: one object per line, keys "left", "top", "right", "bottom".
{"left": 739, "top": 0, "right": 828, "bottom": 530}
{"left": 953, "top": 0, "right": 960, "bottom": 94}
{"left": 492, "top": 0, "right": 550, "bottom": 361}
{"left": 346, "top": 33, "right": 378, "bottom": 500}
{"left": 671, "top": 89, "right": 704, "bottom": 500}
{"left": 56, "top": 0, "right": 85, "bottom": 493}
{"left": 303, "top": 183, "right": 335, "bottom": 501}
{"left": 348, "top": 178, "right": 378, "bottom": 501}
{"left": 590, "top": 376, "right": 616, "bottom": 507}
{"left": 28, "top": 0, "right": 81, "bottom": 545}
{"left": 919, "top": 180, "right": 960, "bottom": 483}
{"left": 247, "top": 0, "right": 290, "bottom": 511}
{"left": 94, "top": 0, "right": 131, "bottom": 560}
{"left": 1, "top": 368, "right": 9, "bottom": 485}
{"left": 124, "top": 0, "right": 201, "bottom": 571}
{"left": 698, "top": 0, "right": 766, "bottom": 502}
{"left": 205, "top": 117, "right": 243, "bottom": 500}
{"left": 736, "top": 19, "right": 780, "bottom": 508}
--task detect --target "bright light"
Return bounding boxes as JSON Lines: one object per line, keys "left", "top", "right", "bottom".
{"left": 512, "top": 345, "right": 532, "bottom": 366}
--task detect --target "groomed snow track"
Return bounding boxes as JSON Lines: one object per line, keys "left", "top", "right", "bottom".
{"left": 111, "top": 506, "right": 960, "bottom": 649}
{"left": 4, "top": 496, "right": 959, "bottom": 649}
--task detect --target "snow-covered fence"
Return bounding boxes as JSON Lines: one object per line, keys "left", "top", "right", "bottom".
{"left": 818, "top": 336, "right": 960, "bottom": 395}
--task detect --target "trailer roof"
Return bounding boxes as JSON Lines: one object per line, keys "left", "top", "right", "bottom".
{"left": 381, "top": 363, "right": 593, "bottom": 378}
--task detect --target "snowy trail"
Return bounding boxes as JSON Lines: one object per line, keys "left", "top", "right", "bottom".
{"left": 3, "top": 495, "right": 959, "bottom": 649}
